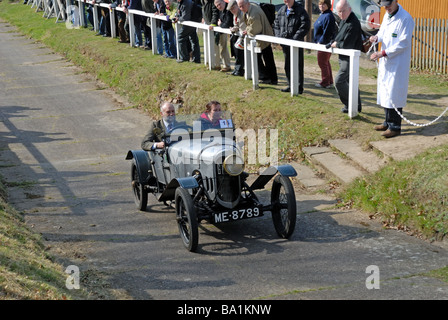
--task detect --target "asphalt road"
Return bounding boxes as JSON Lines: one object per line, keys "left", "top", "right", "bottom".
{"left": 1, "top": 19, "right": 448, "bottom": 301}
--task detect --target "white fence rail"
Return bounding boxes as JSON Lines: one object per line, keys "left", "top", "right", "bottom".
{"left": 29, "top": 0, "right": 362, "bottom": 118}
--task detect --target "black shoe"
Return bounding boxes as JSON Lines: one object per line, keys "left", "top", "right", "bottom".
{"left": 281, "top": 87, "right": 290, "bottom": 92}
{"left": 260, "top": 79, "right": 272, "bottom": 84}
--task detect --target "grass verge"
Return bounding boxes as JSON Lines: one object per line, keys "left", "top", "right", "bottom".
{"left": 340, "top": 145, "right": 448, "bottom": 241}
{"left": 0, "top": 176, "right": 87, "bottom": 299}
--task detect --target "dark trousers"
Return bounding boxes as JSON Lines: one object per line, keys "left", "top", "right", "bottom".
{"left": 230, "top": 34, "right": 244, "bottom": 75}
{"left": 143, "top": 18, "right": 151, "bottom": 48}
{"left": 99, "top": 7, "right": 111, "bottom": 36}
{"left": 335, "top": 57, "right": 361, "bottom": 111}
{"left": 257, "top": 45, "right": 277, "bottom": 83}
{"left": 133, "top": 14, "right": 143, "bottom": 46}
{"left": 178, "top": 26, "right": 200, "bottom": 63}
{"left": 86, "top": 5, "right": 94, "bottom": 28}
{"left": 282, "top": 44, "right": 304, "bottom": 92}
{"left": 384, "top": 108, "right": 403, "bottom": 131}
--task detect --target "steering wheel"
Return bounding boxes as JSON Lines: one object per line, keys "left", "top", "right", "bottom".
{"left": 169, "top": 124, "right": 193, "bottom": 133}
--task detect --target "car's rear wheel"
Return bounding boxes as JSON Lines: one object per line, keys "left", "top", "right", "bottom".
{"left": 131, "top": 160, "right": 148, "bottom": 211}
{"left": 271, "top": 175, "right": 297, "bottom": 239}
{"left": 175, "top": 187, "right": 198, "bottom": 252}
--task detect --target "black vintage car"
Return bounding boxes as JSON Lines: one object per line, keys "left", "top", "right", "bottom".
{"left": 126, "top": 112, "right": 297, "bottom": 252}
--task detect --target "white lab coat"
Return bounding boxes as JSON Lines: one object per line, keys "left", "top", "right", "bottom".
{"left": 376, "top": 4, "right": 415, "bottom": 109}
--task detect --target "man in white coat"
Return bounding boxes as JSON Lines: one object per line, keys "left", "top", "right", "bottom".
{"left": 370, "top": 0, "right": 414, "bottom": 138}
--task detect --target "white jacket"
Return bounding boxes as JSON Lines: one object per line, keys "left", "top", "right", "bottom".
{"left": 376, "top": 4, "right": 414, "bottom": 109}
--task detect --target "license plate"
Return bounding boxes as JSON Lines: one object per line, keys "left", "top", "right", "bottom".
{"left": 214, "top": 207, "right": 263, "bottom": 223}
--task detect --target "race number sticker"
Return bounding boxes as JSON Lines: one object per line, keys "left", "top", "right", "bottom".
{"left": 219, "top": 119, "right": 233, "bottom": 128}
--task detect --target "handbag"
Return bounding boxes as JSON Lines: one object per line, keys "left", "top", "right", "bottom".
{"left": 362, "top": 39, "right": 371, "bottom": 53}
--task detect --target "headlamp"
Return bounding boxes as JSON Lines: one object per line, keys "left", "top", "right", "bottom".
{"left": 223, "top": 154, "right": 245, "bottom": 176}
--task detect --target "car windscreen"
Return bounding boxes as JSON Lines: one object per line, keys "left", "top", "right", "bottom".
{"left": 166, "top": 111, "right": 234, "bottom": 134}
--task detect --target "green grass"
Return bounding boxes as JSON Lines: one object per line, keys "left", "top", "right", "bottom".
{"left": 1, "top": 0, "right": 448, "bottom": 291}
{"left": 340, "top": 145, "right": 448, "bottom": 240}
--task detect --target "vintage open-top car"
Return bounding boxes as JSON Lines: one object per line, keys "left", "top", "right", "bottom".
{"left": 126, "top": 111, "right": 298, "bottom": 252}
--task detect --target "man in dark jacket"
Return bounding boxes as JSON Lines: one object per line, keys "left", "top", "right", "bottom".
{"left": 125, "top": 0, "right": 144, "bottom": 47}
{"left": 173, "top": 0, "right": 201, "bottom": 63}
{"left": 141, "top": 0, "right": 155, "bottom": 50}
{"left": 201, "top": 0, "right": 219, "bottom": 24}
{"left": 331, "top": 0, "right": 363, "bottom": 113}
{"left": 93, "top": 0, "right": 112, "bottom": 36}
{"left": 273, "top": 0, "right": 310, "bottom": 93}
{"left": 201, "top": 0, "right": 220, "bottom": 67}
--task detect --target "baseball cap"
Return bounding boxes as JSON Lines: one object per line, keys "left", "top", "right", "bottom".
{"left": 378, "top": 0, "right": 394, "bottom": 6}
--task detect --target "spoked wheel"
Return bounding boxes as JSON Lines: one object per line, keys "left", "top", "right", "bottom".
{"left": 131, "top": 160, "right": 148, "bottom": 211}
{"left": 271, "top": 175, "right": 297, "bottom": 238}
{"left": 175, "top": 187, "right": 198, "bottom": 252}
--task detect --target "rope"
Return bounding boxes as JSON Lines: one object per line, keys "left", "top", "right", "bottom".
{"left": 392, "top": 104, "right": 448, "bottom": 127}
{"left": 368, "top": 41, "right": 448, "bottom": 127}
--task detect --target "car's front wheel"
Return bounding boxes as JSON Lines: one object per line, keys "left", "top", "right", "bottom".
{"left": 271, "top": 175, "right": 297, "bottom": 239}
{"left": 175, "top": 187, "right": 198, "bottom": 252}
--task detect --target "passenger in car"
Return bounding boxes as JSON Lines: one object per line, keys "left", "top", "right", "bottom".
{"left": 199, "top": 100, "right": 223, "bottom": 130}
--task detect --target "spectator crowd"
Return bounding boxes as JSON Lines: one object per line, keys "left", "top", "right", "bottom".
{"left": 74, "top": 0, "right": 317, "bottom": 92}
{"left": 42, "top": 0, "right": 406, "bottom": 124}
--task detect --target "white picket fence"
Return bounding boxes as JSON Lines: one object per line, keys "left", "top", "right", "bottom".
{"left": 28, "top": 0, "right": 362, "bottom": 118}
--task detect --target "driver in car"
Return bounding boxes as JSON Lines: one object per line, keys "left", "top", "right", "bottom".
{"left": 141, "top": 102, "right": 177, "bottom": 151}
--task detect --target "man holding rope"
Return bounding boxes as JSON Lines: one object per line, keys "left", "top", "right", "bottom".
{"left": 370, "top": 0, "right": 414, "bottom": 138}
